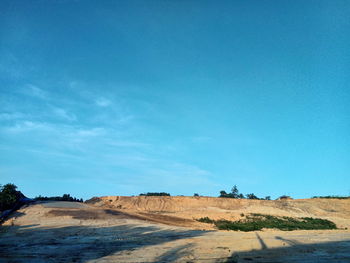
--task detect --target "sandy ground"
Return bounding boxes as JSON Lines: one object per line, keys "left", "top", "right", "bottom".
{"left": 1, "top": 200, "right": 350, "bottom": 262}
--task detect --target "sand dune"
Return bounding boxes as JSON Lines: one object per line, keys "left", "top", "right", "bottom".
{"left": 88, "top": 196, "right": 350, "bottom": 229}
{"left": 1, "top": 198, "right": 350, "bottom": 262}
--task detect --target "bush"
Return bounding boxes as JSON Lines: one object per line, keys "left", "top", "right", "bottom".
{"left": 278, "top": 195, "right": 293, "bottom": 200}
{"left": 196, "top": 214, "right": 337, "bottom": 231}
{"left": 312, "top": 196, "right": 350, "bottom": 199}
{"left": 246, "top": 193, "right": 259, "bottom": 199}
{"left": 197, "top": 216, "right": 215, "bottom": 224}
{"left": 139, "top": 192, "right": 170, "bottom": 196}
{"left": 219, "top": 190, "right": 228, "bottom": 197}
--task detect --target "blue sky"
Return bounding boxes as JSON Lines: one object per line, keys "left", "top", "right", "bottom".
{"left": 1, "top": 0, "right": 349, "bottom": 200}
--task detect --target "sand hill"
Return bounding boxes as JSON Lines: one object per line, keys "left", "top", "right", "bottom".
{"left": 87, "top": 196, "right": 350, "bottom": 229}
{"left": 2, "top": 199, "right": 350, "bottom": 262}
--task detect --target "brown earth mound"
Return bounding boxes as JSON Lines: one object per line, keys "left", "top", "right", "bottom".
{"left": 87, "top": 196, "right": 350, "bottom": 229}
{"left": 2, "top": 200, "right": 350, "bottom": 262}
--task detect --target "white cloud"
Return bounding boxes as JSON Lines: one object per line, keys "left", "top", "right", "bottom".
{"left": 2, "top": 120, "right": 103, "bottom": 139}
{"left": 95, "top": 97, "right": 111, "bottom": 107}
{"left": 68, "top": 81, "right": 80, "bottom": 89}
{"left": 52, "top": 107, "right": 76, "bottom": 121}
{"left": 0, "top": 112, "right": 25, "bottom": 121}
{"left": 4, "top": 121, "right": 52, "bottom": 133}
{"left": 25, "top": 84, "right": 48, "bottom": 99}
{"left": 106, "top": 140, "right": 149, "bottom": 148}
{"left": 0, "top": 51, "right": 27, "bottom": 79}
{"left": 74, "top": 127, "right": 106, "bottom": 137}
{"left": 117, "top": 115, "right": 134, "bottom": 124}
{"left": 126, "top": 161, "right": 216, "bottom": 193}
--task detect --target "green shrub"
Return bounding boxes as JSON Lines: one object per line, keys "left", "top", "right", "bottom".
{"left": 197, "top": 217, "right": 215, "bottom": 224}
{"left": 312, "top": 196, "right": 350, "bottom": 199}
{"left": 139, "top": 192, "right": 170, "bottom": 196}
{"left": 196, "top": 214, "right": 337, "bottom": 231}
{"left": 246, "top": 193, "right": 259, "bottom": 199}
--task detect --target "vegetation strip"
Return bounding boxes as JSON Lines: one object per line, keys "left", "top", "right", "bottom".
{"left": 197, "top": 213, "right": 337, "bottom": 231}
{"left": 312, "top": 196, "right": 350, "bottom": 199}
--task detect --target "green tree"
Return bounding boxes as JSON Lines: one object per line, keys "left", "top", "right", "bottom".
{"left": 246, "top": 193, "right": 259, "bottom": 200}
{"left": 219, "top": 190, "right": 228, "bottom": 197}
{"left": 238, "top": 193, "right": 245, "bottom": 199}
{"left": 0, "top": 183, "right": 20, "bottom": 211}
{"left": 231, "top": 185, "right": 239, "bottom": 198}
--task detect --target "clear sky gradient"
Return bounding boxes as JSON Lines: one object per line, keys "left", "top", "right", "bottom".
{"left": 1, "top": 1, "right": 349, "bottom": 200}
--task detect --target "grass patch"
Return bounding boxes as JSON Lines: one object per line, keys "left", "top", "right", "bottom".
{"left": 196, "top": 214, "right": 337, "bottom": 231}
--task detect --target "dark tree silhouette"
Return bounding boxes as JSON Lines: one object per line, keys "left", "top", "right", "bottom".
{"left": 246, "top": 193, "right": 259, "bottom": 200}
{"left": 0, "top": 183, "right": 23, "bottom": 211}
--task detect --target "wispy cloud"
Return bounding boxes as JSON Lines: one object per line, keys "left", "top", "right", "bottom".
{"left": 106, "top": 140, "right": 150, "bottom": 148}
{"left": 117, "top": 115, "right": 134, "bottom": 124}
{"left": 4, "top": 121, "right": 52, "bottom": 133}
{"left": 2, "top": 120, "right": 104, "bottom": 140}
{"left": 0, "top": 51, "right": 27, "bottom": 79}
{"left": 74, "top": 127, "right": 105, "bottom": 137}
{"left": 24, "top": 84, "right": 48, "bottom": 99}
{"left": 0, "top": 78, "right": 221, "bottom": 196}
{"left": 148, "top": 162, "right": 211, "bottom": 179}
{"left": 0, "top": 145, "right": 83, "bottom": 161}
{"left": 95, "top": 97, "right": 111, "bottom": 107}
{"left": 119, "top": 161, "right": 216, "bottom": 194}
{"left": 52, "top": 107, "right": 76, "bottom": 121}
{"left": 0, "top": 112, "right": 25, "bottom": 121}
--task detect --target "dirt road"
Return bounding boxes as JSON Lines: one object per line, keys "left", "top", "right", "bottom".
{"left": 1, "top": 201, "right": 350, "bottom": 262}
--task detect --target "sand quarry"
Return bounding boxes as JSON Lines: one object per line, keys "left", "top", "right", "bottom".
{"left": 1, "top": 196, "right": 350, "bottom": 262}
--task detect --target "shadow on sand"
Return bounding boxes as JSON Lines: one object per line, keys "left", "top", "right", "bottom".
{"left": 225, "top": 233, "right": 350, "bottom": 263}
{"left": 1, "top": 208, "right": 350, "bottom": 263}
{"left": 0, "top": 222, "right": 206, "bottom": 263}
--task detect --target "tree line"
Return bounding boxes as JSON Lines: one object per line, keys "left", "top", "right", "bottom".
{"left": 3, "top": 183, "right": 349, "bottom": 212}
{"left": 139, "top": 192, "right": 170, "bottom": 196}
{"left": 219, "top": 185, "right": 271, "bottom": 200}
{"left": 34, "top": 194, "right": 83, "bottom": 202}
{"left": 0, "top": 183, "right": 84, "bottom": 213}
